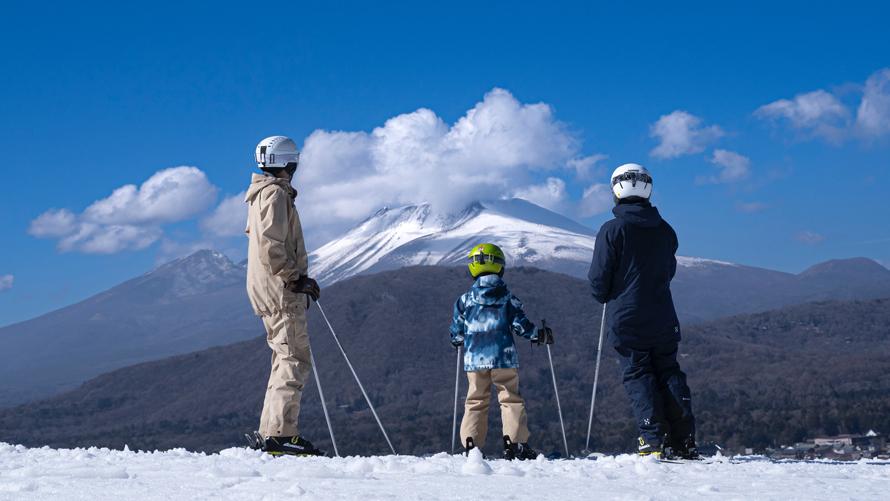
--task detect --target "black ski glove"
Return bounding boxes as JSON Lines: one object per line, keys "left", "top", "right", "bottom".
{"left": 286, "top": 276, "right": 320, "bottom": 302}
{"left": 534, "top": 323, "right": 555, "bottom": 345}
{"left": 451, "top": 337, "right": 464, "bottom": 348}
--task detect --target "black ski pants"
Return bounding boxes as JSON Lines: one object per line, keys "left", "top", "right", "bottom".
{"left": 614, "top": 341, "right": 695, "bottom": 447}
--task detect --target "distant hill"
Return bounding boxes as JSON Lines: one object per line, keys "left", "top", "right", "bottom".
{"left": 0, "top": 250, "right": 259, "bottom": 407}
{"left": 2, "top": 266, "right": 888, "bottom": 456}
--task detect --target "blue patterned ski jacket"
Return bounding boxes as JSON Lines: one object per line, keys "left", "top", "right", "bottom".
{"left": 449, "top": 274, "right": 538, "bottom": 371}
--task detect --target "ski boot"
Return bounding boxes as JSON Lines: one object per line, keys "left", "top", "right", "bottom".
{"left": 666, "top": 436, "right": 700, "bottom": 460}
{"left": 637, "top": 436, "right": 664, "bottom": 458}
{"left": 262, "top": 435, "right": 324, "bottom": 457}
{"left": 463, "top": 437, "right": 483, "bottom": 457}
{"left": 503, "top": 435, "right": 539, "bottom": 461}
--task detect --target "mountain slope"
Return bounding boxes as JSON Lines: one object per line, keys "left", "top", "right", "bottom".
{"left": 3, "top": 266, "right": 889, "bottom": 457}
{"left": 0, "top": 251, "right": 261, "bottom": 407}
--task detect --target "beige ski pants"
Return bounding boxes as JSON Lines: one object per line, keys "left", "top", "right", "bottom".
{"left": 259, "top": 306, "right": 312, "bottom": 438}
{"left": 460, "top": 368, "right": 530, "bottom": 447}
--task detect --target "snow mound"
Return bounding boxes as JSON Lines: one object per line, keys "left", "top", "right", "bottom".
{"left": 2, "top": 443, "right": 889, "bottom": 500}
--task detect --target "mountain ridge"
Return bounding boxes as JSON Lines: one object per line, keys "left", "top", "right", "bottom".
{"left": 309, "top": 198, "right": 732, "bottom": 285}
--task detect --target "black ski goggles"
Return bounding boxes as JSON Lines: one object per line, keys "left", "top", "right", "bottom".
{"left": 612, "top": 171, "right": 652, "bottom": 186}
{"left": 470, "top": 254, "right": 505, "bottom": 265}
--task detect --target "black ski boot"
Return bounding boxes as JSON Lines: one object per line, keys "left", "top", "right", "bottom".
{"left": 262, "top": 436, "right": 324, "bottom": 457}
{"left": 464, "top": 437, "right": 481, "bottom": 457}
{"left": 667, "top": 436, "right": 700, "bottom": 460}
{"left": 637, "top": 436, "right": 663, "bottom": 458}
{"left": 503, "top": 435, "right": 538, "bottom": 461}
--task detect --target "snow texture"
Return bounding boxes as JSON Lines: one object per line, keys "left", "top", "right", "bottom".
{"left": 2, "top": 443, "right": 888, "bottom": 501}
{"left": 310, "top": 198, "right": 735, "bottom": 285}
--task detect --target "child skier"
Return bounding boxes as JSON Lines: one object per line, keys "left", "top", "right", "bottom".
{"left": 588, "top": 163, "right": 698, "bottom": 459}
{"left": 449, "top": 243, "right": 554, "bottom": 460}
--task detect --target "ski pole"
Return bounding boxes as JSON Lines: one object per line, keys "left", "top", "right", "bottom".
{"left": 451, "top": 346, "right": 462, "bottom": 454}
{"left": 309, "top": 350, "right": 339, "bottom": 457}
{"left": 585, "top": 303, "right": 607, "bottom": 453}
{"left": 315, "top": 301, "right": 397, "bottom": 455}
{"left": 542, "top": 320, "right": 569, "bottom": 458}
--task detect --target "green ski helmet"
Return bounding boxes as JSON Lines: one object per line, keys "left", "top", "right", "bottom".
{"left": 467, "top": 243, "right": 506, "bottom": 278}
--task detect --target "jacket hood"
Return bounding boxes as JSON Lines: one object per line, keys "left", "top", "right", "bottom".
{"left": 245, "top": 173, "right": 295, "bottom": 203}
{"left": 613, "top": 201, "right": 663, "bottom": 228}
{"left": 470, "top": 274, "right": 509, "bottom": 305}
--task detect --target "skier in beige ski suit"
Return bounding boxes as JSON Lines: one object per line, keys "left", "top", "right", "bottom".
{"left": 246, "top": 135, "right": 322, "bottom": 456}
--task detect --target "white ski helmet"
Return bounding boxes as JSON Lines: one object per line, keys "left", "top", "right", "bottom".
{"left": 611, "top": 163, "right": 653, "bottom": 200}
{"left": 255, "top": 136, "right": 300, "bottom": 170}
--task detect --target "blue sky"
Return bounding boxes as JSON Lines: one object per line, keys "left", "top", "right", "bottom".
{"left": 1, "top": 1, "right": 889, "bottom": 326}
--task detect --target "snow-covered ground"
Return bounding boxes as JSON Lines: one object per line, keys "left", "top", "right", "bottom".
{"left": 2, "top": 443, "right": 889, "bottom": 501}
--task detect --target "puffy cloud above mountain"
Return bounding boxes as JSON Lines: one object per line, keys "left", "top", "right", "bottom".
{"left": 29, "top": 167, "right": 217, "bottom": 254}
{"left": 201, "top": 192, "right": 247, "bottom": 237}
{"left": 29, "top": 90, "right": 611, "bottom": 255}
{"left": 578, "top": 183, "right": 613, "bottom": 217}
{"left": 513, "top": 177, "right": 569, "bottom": 213}
{"left": 295, "top": 88, "right": 600, "bottom": 240}
{"left": 0, "top": 275, "right": 13, "bottom": 292}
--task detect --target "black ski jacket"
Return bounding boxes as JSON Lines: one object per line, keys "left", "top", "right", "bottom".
{"left": 588, "top": 201, "right": 681, "bottom": 349}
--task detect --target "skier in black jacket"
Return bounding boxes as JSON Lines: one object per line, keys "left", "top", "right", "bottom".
{"left": 588, "top": 163, "right": 697, "bottom": 459}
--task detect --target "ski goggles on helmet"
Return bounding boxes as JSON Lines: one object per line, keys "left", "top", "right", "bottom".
{"left": 258, "top": 146, "right": 301, "bottom": 171}
{"left": 470, "top": 253, "right": 506, "bottom": 265}
{"left": 612, "top": 171, "right": 652, "bottom": 186}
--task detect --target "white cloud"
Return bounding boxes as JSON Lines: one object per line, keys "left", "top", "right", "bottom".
{"left": 81, "top": 167, "right": 217, "bottom": 225}
{"left": 755, "top": 89, "right": 850, "bottom": 142}
{"left": 702, "top": 149, "right": 751, "bottom": 184}
{"left": 857, "top": 68, "right": 890, "bottom": 137}
{"left": 64, "top": 224, "right": 162, "bottom": 254}
{"left": 513, "top": 178, "right": 568, "bottom": 212}
{"left": 0, "top": 275, "right": 13, "bottom": 292}
{"left": 578, "top": 183, "right": 613, "bottom": 217}
{"left": 795, "top": 230, "right": 825, "bottom": 245}
{"left": 201, "top": 192, "right": 247, "bottom": 237}
{"left": 294, "top": 88, "right": 583, "bottom": 241}
{"left": 29, "top": 167, "right": 217, "bottom": 254}
{"left": 649, "top": 111, "right": 724, "bottom": 159}
{"left": 566, "top": 153, "right": 608, "bottom": 180}
{"left": 28, "top": 209, "right": 77, "bottom": 238}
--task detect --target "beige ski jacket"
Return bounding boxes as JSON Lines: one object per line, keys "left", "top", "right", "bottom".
{"left": 245, "top": 173, "right": 309, "bottom": 317}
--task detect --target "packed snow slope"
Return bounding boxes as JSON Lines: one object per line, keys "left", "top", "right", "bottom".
{"left": 1, "top": 444, "right": 888, "bottom": 501}
{"left": 309, "top": 198, "right": 733, "bottom": 284}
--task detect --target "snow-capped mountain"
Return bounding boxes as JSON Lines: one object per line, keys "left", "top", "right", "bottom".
{"left": 310, "top": 198, "right": 733, "bottom": 285}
